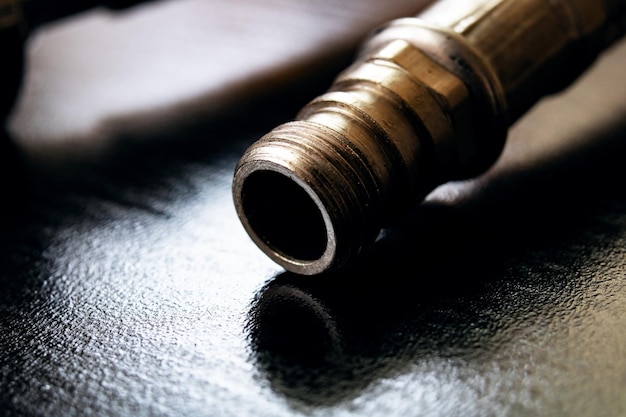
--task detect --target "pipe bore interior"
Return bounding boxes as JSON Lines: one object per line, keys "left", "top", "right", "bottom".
{"left": 238, "top": 170, "right": 329, "bottom": 264}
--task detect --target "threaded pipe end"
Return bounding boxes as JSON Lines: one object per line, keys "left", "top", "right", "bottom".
{"left": 233, "top": 121, "right": 384, "bottom": 275}
{"left": 233, "top": 18, "right": 509, "bottom": 274}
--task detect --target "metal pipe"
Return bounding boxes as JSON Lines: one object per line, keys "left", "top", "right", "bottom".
{"left": 233, "top": 0, "right": 626, "bottom": 275}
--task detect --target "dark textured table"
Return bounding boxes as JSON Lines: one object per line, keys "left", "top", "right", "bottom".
{"left": 1, "top": 1, "right": 625, "bottom": 416}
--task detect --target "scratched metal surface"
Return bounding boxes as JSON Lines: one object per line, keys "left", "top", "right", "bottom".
{"left": 1, "top": 1, "right": 626, "bottom": 416}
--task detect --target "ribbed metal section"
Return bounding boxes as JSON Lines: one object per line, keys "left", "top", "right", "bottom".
{"left": 233, "top": 0, "right": 622, "bottom": 274}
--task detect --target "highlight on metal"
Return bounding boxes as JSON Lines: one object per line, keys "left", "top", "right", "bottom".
{"left": 233, "top": 0, "right": 626, "bottom": 275}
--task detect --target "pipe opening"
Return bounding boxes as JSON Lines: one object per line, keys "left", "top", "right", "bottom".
{"left": 239, "top": 170, "right": 328, "bottom": 262}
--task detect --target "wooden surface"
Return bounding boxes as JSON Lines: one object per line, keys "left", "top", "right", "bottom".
{"left": 1, "top": 1, "right": 626, "bottom": 416}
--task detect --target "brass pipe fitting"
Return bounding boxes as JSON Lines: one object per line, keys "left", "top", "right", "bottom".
{"left": 233, "top": 0, "right": 626, "bottom": 275}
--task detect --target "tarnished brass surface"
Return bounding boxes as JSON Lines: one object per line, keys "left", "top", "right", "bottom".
{"left": 233, "top": 0, "right": 626, "bottom": 275}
